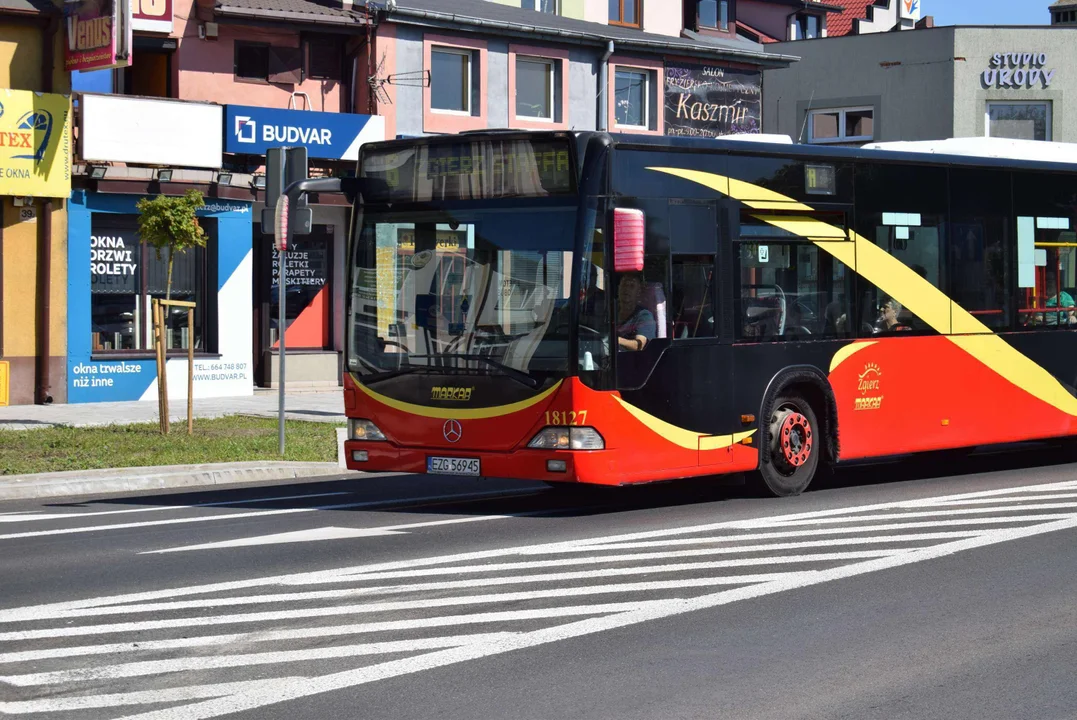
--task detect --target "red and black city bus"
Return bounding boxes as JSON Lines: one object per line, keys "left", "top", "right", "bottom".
{"left": 339, "top": 130, "right": 1077, "bottom": 496}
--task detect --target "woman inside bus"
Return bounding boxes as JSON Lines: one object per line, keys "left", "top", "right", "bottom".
{"left": 617, "top": 272, "right": 657, "bottom": 352}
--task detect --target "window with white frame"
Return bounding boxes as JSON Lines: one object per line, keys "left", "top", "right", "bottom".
{"left": 793, "top": 12, "right": 821, "bottom": 39}
{"left": 431, "top": 47, "right": 473, "bottom": 114}
{"left": 808, "top": 107, "right": 874, "bottom": 144}
{"left": 516, "top": 57, "right": 555, "bottom": 121}
{"left": 615, "top": 68, "right": 652, "bottom": 129}
{"left": 986, "top": 101, "right": 1052, "bottom": 142}
{"left": 698, "top": 0, "right": 730, "bottom": 30}
{"left": 521, "top": 0, "right": 558, "bottom": 12}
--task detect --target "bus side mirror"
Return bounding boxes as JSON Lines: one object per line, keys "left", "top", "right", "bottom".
{"left": 613, "top": 208, "right": 645, "bottom": 272}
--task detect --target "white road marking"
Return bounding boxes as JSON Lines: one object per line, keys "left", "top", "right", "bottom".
{"left": 0, "top": 576, "right": 795, "bottom": 642}
{"left": 96, "top": 515, "right": 1077, "bottom": 720}
{"left": 0, "top": 491, "right": 354, "bottom": 523}
{"left": 0, "top": 488, "right": 543, "bottom": 541}
{"left": 3, "top": 481, "right": 1076, "bottom": 625}
{"left": 0, "top": 679, "right": 300, "bottom": 713}
{"left": 2, "top": 479, "right": 1077, "bottom": 718}
{"left": 0, "top": 603, "right": 668, "bottom": 664}
{"left": 1, "top": 633, "right": 515, "bottom": 686}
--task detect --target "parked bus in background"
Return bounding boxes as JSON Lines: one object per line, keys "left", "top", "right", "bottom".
{"left": 336, "top": 130, "right": 1077, "bottom": 496}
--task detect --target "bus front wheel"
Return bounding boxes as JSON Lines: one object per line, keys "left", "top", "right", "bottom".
{"left": 758, "top": 394, "right": 820, "bottom": 497}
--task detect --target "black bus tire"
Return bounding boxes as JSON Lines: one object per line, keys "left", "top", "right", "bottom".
{"left": 757, "top": 394, "right": 821, "bottom": 497}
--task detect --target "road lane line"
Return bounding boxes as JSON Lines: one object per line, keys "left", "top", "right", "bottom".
{"left": 0, "top": 488, "right": 545, "bottom": 541}
{"left": 0, "top": 602, "right": 669, "bottom": 664}
{"left": 909, "top": 492, "right": 1077, "bottom": 506}
{"left": 4, "top": 550, "right": 900, "bottom": 623}
{"left": 760, "top": 503, "right": 1077, "bottom": 526}
{"left": 553, "top": 530, "right": 984, "bottom": 553}
{"left": 0, "top": 492, "right": 355, "bottom": 524}
{"left": 0, "top": 679, "right": 299, "bottom": 713}
{"left": 335, "top": 535, "right": 979, "bottom": 579}
{"left": 2, "top": 481, "right": 1075, "bottom": 624}
{"left": 0, "top": 633, "right": 516, "bottom": 686}
{"left": 104, "top": 513, "right": 1077, "bottom": 720}
{"left": 0, "top": 576, "right": 795, "bottom": 641}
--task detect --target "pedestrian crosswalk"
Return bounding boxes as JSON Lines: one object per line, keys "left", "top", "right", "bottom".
{"left": 4, "top": 479, "right": 1077, "bottom": 719}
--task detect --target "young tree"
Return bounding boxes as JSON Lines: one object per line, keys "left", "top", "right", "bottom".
{"left": 136, "top": 189, "right": 207, "bottom": 301}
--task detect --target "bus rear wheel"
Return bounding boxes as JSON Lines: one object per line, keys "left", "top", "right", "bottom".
{"left": 758, "top": 394, "right": 820, "bottom": 497}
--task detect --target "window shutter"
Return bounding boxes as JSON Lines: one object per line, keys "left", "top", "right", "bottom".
{"left": 268, "top": 47, "right": 303, "bottom": 84}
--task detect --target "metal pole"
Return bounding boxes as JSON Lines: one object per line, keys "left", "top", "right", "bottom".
{"left": 278, "top": 245, "right": 286, "bottom": 456}
{"left": 187, "top": 307, "right": 194, "bottom": 436}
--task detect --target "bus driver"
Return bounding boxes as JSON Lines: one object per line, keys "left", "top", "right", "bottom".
{"left": 617, "top": 272, "right": 657, "bottom": 352}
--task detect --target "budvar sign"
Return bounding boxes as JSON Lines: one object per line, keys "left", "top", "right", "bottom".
{"left": 223, "top": 105, "right": 385, "bottom": 161}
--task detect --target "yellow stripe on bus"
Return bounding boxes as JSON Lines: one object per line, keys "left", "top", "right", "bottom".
{"left": 614, "top": 395, "right": 756, "bottom": 450}
{"left": 648, "top": 166, "right": 1077, "bottom": 418}
{"left": 353, "top": 376, "right": 563, "bottom": 420}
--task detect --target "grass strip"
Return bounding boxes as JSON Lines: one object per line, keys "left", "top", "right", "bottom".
{"left": 0, "top": 416, "right": 337, "bottom": 476}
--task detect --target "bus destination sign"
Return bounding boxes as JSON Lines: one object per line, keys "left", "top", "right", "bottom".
{"left": 361, "top": 137, "right": 576, "bottom": 203}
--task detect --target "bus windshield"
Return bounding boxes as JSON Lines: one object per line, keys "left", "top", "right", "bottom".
{"left": 349, "top": 205, "right": 577, "bottom": 386}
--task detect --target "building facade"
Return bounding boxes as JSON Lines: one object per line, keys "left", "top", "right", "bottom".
{"left": 763, "top": 26, "right": 1077, "bottom": 146}
{"left": 0, "top": 0, "right": 71, "bottom": 406}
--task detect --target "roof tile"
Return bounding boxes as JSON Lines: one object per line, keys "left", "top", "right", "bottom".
{"left": 826, "top": 0, "right": 879, "bottom": 37}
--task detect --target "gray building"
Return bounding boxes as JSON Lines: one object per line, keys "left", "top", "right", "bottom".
{"left": 762, "top": 26, "right": 1077, "bottom": 146}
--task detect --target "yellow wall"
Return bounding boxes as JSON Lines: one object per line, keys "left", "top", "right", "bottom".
{"left": 0, "top": 11, "right": 69, "bottom": 404}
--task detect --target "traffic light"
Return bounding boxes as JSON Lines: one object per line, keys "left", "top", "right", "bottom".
{"left": 262, "top": 146, "right": 312, "bottom": 235}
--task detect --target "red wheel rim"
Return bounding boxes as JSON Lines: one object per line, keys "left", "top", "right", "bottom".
{"left": 778, "top": 412, "right": 813, "bottom": 468}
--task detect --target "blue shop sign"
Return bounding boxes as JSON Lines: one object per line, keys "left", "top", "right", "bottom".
{"left": 224, "top": 105, "right": 384, "bottom": 160}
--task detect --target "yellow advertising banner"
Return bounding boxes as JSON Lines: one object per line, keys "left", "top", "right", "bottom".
{"left": 0, "top": 89, "right": 71, "bottom": 198}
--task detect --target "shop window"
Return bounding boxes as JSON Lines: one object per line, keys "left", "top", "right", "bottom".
{"left": 521, "top": 0, "right": 558, "bottom": 12}
{"left": 672, "top": 256, "right": 715, "bottom": 339}
{"left": 90, "top": 218, "right": 213, "bottom": 354}
{"left": 949, "top": 168, "right": 1012, "bottom": 331}
{"left": 809, "top": 107, "right": 873, "bottom": 144}
{"left": 987, "top": 102, "right": 1052, "bottom": 142}
{"left": 431, "top": 47, "right": 475, "bottom": 114}
{"left": 614, "top": 68, "right": 652, "bottom": 129}
{"left": 609, "top": 0, "right": 641, "bottom": 27}
{"left": 270, "top": 228, "right": 333, "bottom": 350}
{"left": 307, "top": 36, "right": 342, "bottom": 81}
{"left": 515, "top": 57, "right": 556, "bottom": 121}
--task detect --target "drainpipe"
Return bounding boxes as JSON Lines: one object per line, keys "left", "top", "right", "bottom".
{"left": 597, "top": 40, "right": 614, "bottom": 131}
{"left": 36, "top": 14, "right": 57, "bottom": 404}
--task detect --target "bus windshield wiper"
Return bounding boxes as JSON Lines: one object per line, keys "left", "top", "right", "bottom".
{"left": 409, "top": 354, "right": 540, "bottom": 389}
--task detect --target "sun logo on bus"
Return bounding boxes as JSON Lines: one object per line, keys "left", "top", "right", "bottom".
{"left": 855, "top": 363, "right": 883, "bottom": 411}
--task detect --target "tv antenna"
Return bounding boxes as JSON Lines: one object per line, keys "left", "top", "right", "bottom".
{"left": 369, "top": 51, "right": 430, "bottom": 105}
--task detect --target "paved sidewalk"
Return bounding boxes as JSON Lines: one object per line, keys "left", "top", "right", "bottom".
{"left": 0, "top": 389, "right": 345, "bottom": 430}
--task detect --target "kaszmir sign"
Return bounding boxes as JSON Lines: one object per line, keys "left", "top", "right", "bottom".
{"left": 224, "top": 105, "right": 384, "bottom": 161}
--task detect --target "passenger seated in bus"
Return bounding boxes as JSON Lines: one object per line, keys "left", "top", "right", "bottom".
{"left": 874, "top": 297, "right": 910, "bottom": 333}
{"left": 1044, "top": 275, "right": 1076, "bottom": 326}
{"left": 617, "top": 272, "right": 656, "bottom": 352}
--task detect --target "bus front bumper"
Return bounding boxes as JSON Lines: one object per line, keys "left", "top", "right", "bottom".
{"left": 343, "top": 441, "right": 623, "bottom": 485}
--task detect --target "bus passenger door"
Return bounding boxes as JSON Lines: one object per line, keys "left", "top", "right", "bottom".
{"left": 614, "top": 198, "right": 730, "bottom": 470}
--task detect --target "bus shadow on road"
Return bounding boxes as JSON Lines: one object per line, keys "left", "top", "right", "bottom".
{"left": 39, "top": 442, "right": 1077, "bottom": 517}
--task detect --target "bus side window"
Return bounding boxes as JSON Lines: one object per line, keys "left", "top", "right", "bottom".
{"left": 672, "top": 255, "right": 715, "bottom": 339}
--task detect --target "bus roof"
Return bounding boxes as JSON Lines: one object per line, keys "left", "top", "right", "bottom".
{"left": 601, "top": 132, "right": 1077, "bottom": 175}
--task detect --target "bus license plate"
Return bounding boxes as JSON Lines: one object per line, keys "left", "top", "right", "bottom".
{"left": 427, "top": 456, "right": 481, "bottom": 476}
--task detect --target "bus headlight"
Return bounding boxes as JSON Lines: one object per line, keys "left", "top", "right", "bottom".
{"left": 349, "top": 418, "right": 386, "bottom": 441}
{"left": 527, "top": 427, "right": 604, "bottom": 450}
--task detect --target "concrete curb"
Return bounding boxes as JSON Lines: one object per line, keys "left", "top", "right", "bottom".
{"left": 0, "top": 462, "right": 351, "bottom": 501}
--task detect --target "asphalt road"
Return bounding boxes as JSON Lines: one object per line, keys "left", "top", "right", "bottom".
{"left": 3, "top": 447, "right": 1077, "bottom": 720}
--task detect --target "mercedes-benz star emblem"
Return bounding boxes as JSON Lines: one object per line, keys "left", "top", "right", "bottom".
{"left": 443, "top": 419, "right": 462, "bottom": 443}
